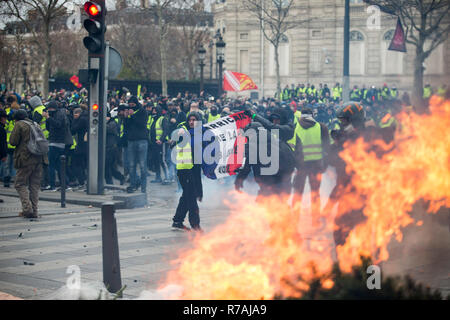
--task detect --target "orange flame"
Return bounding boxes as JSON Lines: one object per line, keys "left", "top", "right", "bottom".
{"left": 158, "top": 96, "right": 450, "bottom": 299}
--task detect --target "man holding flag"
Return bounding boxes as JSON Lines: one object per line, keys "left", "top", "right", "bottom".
{"left": 171, "top": 112, "right": 203, "bottom": 232}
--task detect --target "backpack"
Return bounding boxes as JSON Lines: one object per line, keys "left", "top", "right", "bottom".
{"left": 21, "top": 120, "right": 49, "bottom": 156}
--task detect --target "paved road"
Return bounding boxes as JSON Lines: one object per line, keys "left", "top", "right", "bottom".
{"left": 0, "top": 172, "right": 449, "bottom": 299}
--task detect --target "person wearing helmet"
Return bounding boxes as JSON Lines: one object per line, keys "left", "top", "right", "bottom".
{"left": 326, "top": 101, "right": 389, "bottom": 250}
{"left": 171, "top": 112, "right": 203, "bottom": 232}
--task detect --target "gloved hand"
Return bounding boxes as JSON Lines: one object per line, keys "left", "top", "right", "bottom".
{"left": 243, "top": 108, "right": 255, "bottom": 118}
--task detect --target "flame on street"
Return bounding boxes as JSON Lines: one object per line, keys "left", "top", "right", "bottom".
{"left": 159, "top": 96, "right": 450, "bottom": 299}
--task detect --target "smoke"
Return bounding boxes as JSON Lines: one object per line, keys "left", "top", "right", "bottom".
{"left": 44, "top": 281, "right": 112, "bottom": 300}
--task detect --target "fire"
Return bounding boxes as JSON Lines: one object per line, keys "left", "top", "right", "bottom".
{"left": 158, "top": 96, "right": 450, "bottom": 299}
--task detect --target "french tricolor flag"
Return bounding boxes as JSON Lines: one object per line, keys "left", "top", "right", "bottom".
{"left": 190, "top": 111, "right": 251, "bottom": 179}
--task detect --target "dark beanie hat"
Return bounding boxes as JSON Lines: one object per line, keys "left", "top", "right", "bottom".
{"left": 46, "top": 100, "right": 59, "bottom": 110}
{"left": 128, "top": 95, "right": 139, "bottom": 105}
{"left": 14, "top": 109, "right": 28, "bottom": 121}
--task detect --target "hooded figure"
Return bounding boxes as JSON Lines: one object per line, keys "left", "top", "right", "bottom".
{"left": 292, "top": 107, "right": 330, "bottom": 226}
{"left": 171, "top": 111, "right": 203, "bottom": 232}
{"left": 236, "top": 106, "right": 296, "bottom": 198}
{"left": 29, "top": 96, "right": 43, "bottom": 110}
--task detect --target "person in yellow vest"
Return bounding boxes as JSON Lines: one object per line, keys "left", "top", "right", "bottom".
{"left": 437, "top": 84, "right": 447, "bottom": 98}
{"left": 423, "top": 84, "right": 432, "bottom": 99}
{"left": 292, "top": 107, "right": 330, "bottom": 228}
{"left": 3, "top": 95, "right": 20, "bottom": 187}
{"left": 289, "top": 100, "right": 302, "bottom": 126}
{"left": 332, "top": 82, "right": 343, "bottom": 102}
{"left": 29, "top": 96, "right": 49, "bottom": 139}
{"left": 206, "top": 105, "right": 221, "bottom": 123}
{"left": 148, "top": 105, "right": 169, "bottom": 184}
{"left": 171, "top": 112, "right": 203, "bottom": 232}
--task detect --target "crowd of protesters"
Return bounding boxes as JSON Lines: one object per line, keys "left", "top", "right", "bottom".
{"left": 0, "top": 82, "right": 448, "bottom": 203}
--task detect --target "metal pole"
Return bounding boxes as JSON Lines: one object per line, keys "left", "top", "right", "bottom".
{"left": 209, "top": 45, "right": 213, "bottom": 80}
{"left": 218, "top": 60, "right": 223, "bottom": 98}
{"left": 60, "top": 155, "right": 66, "bottom": 208}
{"left": 101, "top": 202, "right": 122, "bottom": 294}
{"left": 343, "top": 0, "right": 350, "bottom": 102}
{"left": 200, "top": 62, "right": 205, "bottom": 94}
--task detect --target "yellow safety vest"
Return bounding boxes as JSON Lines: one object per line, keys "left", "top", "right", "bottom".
{"left": 332, "top": 87, "right": 342, "bottom": 99}
{"left": 155, "top": 116, "right": 166, "bottom": 141}
{"left": 295, "top": 122, "right": 322, "bottom": 162}
{"left": 286, "top": 122, "right": 299, "bottom": 151}
{"left": 32, "top": 105, "right": 49, "bottom": 139}
{"left": 208, "top": 113, "right": 220, "bottom": 123}
{"left": 176, "top": 123, "right": 193, "bottom": 170}
{"left": 379, "top": 113, "right": 396, "bottom": 129}
{"left": 6, "top": 108, "right": 15, "bottom": 150}
{"left": 70, "top": 136, "right": 77, "bottom": 150}
{"left": 294, "top": 110, "right": 302, "bottom": 123}
{"left": 423, "top": 87, "right": 432, "bottom": 99}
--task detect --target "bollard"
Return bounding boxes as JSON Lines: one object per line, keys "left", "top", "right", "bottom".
{"left": 101, "top": 202, "right": 122, "bottom": 294}
{"left": 60, "top": 155, "right": 66, "bottom": 208}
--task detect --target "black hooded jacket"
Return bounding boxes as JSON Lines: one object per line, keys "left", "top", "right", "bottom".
{"left": 124, "top": 105, "right": 148, "bottom": 141}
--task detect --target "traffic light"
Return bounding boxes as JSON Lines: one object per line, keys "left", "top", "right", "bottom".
{"left": 83, "top": 1, "right": 106, "bottom": 55}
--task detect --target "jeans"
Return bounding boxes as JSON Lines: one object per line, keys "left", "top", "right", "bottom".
{"left": 165, "top": 143, "right": 176, "bottom": 181}
{"left": 127, "top": 140, "right": 148, "bottom": 192}
{"left": 48, "top": 146, "right": 66, "bottom": 189}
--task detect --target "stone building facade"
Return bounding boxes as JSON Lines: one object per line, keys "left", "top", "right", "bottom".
{"left": 212, "top": 0, "right": 450, "bottom": 98}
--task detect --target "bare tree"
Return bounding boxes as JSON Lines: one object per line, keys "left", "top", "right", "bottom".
{"left": 242, "top": 0, "right": 309, "bottom": 95}
{"left": 153, "top": 0, "right": 179, "bottom": 96}
{"left": 175, "top": 2, "right": 211, "bottom": 80}
{"left": 363, "top": 0, "right": 450, "bottom": 108}
{"left": 51, "top": 30, "right": 86, "bottom": 77}
{"left": 1, "top": 0, "right": 78, "bottom": 96}
{"left": 0, "top": 34, "right": 20, "bottom": 90}
{"left": 110, "top": 19, "right": 160, "bottom": 80}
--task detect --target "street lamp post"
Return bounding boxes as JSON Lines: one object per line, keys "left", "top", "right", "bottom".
{"left": 22, "top": 61, "right": 28, "bottom": 93}
{"left": 198, "top": 44, "right": 206, "bottom": 94}
{"left": 208, "top": 40, "right": 214, "bottom": 80}
{"left": 215, "top": 33, "right": 226, "bottom": 98}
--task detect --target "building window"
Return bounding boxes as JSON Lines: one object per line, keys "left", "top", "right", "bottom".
{"left": 311, "top": 30, "right": 322, "bottom": 39}
{"left": 350, "top": 30, "right": 365, "bottom": 75}
{"left": 350, "top": 30, "right": 364, "bottom": 41}
{"left": 381, "top": 29, "right": 403, "bottom": 75}
{"left": 383, "top": 29, "right": 395, "bottom": 41}
{"left": 269, "top": 35, "right": 290, "bottom": 76}
{"left": 240, "top": 33, "right": 248, "bottom": 40}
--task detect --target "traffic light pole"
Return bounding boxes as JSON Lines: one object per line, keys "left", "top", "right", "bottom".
{"left": 85, "top": 0, "right": 107, "bottom": 195}
{"left": 87, "top": 56, "right": 103, "bottom": 195}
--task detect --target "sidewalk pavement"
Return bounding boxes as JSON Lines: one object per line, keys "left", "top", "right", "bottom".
{"left": 0, "top": 184, "right": 146, "bottom": 210}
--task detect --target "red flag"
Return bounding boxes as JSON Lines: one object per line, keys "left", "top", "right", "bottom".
{"left": 70, "top": 75, "right": 82, "bottom": 88}
{"left": 223, "top": 71, "right": 258, "bottom": 92}
{"left": 388, "top": 17, "right": 407, "bottom": 53}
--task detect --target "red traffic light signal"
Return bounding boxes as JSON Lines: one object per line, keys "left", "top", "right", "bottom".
{"left": 84, "top": 2, "right": 101, "bottom": 17}
{"left": 83, "top": 1, "right": 105, "bottom": 54}
{"left": 92, "top": 104, "right": 99, "bottom": 111}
